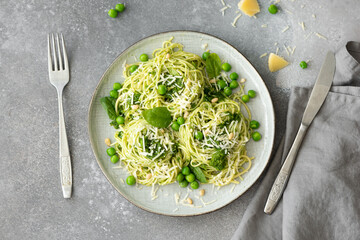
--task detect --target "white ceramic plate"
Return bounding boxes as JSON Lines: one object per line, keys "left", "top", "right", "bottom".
{"left": 88, "top": 31, "right": 275, "bottom": 216}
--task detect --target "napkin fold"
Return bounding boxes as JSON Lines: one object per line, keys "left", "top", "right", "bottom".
{"left": 232, "top": 41, "right": 360, "bottom": 240}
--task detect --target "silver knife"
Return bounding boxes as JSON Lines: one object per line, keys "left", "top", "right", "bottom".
{"left": 264, "top": 51, "right": 336, "bottom": 214}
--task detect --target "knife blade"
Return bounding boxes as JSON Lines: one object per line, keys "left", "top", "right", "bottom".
{"left": 264, "top": 51, "right": 336, "bottom": 215}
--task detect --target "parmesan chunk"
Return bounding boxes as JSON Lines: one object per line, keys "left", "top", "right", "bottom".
{"left": 237, "top": 0, "right": 260, "bottom": 17}
{"left": 268, "top": 53, "right": 289, "bottom": 72}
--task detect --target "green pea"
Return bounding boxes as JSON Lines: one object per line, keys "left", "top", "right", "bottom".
{"left": 268, "top": 4, "right": 278, "bottom": 14}
{"left": 129, "top": 65, "right": 139, "bottom": 73}
{"left": 229, "top": 80, "right": 239, "bottom": 89}
{"left": 252, "top": 132, "right": 262, "bottom": 141}
{"left": 108, "top": 9, "right": 118, "bottom": 18}
{"left": 139, "top": 54, "right": 149, "bottom": 62}
{"left": 115, "top": 3, "right": 125, "bottom": 12}
{"left": 250, "top": 120, "right": 260, "bottom": 129}
{"left": 224, "top": 87, "right": 232, "bottom": 96}
{"left": 116, "top": 116, "right": 125, "bottom": 125}
{"left": 126, "top": 175, "right": 136, "bottom": 185}
{"left": 202, "top": 52, "right": 210, "bottom": 60}
{"left": 221, "top": 63, "right": 232, "bottom": 72}
{"left": 171, "top": 122, "right": 180, "bottom": 131}
{"left": 106, "top": 147, "right": 116, "bottom": 156}
{"left": 177, "top": 117, "right": 185, "bottom": 125}
{"left": 229, "top": 72, "right": 239, "bottom": 80}
{"left": 300, "top": 61, "right": 308, "bottom": 69}
{"left": 110, "top": 155, "right": 119, "bottom": 163}
{"left": 242, "top": 95, "right": 250, "bottom": 103}
{"left": 176, "top": 173, "right": 184, "bottom": 182}
{"left": 110, "top": 90, "right": 118, "bottom": 98}
{"left": 182, "top": 166, "right": 191, "bottom": 176}
{"left": 158, "top": 84, "right": 167, "bottom": 95}
{"left": 190, "top": 181, "right": 199, "bottom": 189}
{"left": 194, "top": 131, "right": 204, "bottom": 140}
{"left": 179, "top": 180, "right": 189, "bottom": 188}
{"left": 217, "top": 79, "right": 227, "bottom": 89}
{"left": 248, "top": 90, "right": 256, "bottom": 98}
{"left": 113, "top": 82, "right": 122, "bottom": 90}
{"left": 185, "top": 173, "right": 196, "bottom": 183}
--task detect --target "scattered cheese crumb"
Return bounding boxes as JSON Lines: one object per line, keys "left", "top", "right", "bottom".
{"left": 220, "top": 6, "right": 229, "bottom": 16}
{"left": 268, "top": 53, "right": 289, "bottom": 72}
{"left": 221, "top": 0, "right": 226, "bottom": 6}
{"left": 301, "top": 4, "right": 305, "bottom": 8}
{"left": 291, "top": 46, "right": 296, "bottom": 55}
{"left": 259, "top": 53, "right": 267, "bottom": 58}
{"left": 282, "top": 26, "right": 290, "bottom": 33}
{"left": 284, "top": 9, "right": 293, "bottom": 15}
{"left": 283, "top": 44, "right": 290, "bottom": 56}
{"left": 235, "top": 10, "right": 240, "bottom": 13}
{"left": 240, "top": 78, "right": 246, "bottom": 83}
{"left": 261, "top": 24, "right": 267, "bottom": 28}
{"left": 230, "top": 184, "right": 236, "bottom": 193}
{"left": 306, "top": 60, "right": 311, "bottom": 63}
{"left": 315, "top": 32, "right": 327, "bottom": 40}
{"left": 172, "top": 208, "right": 179, "bottom": 212}
{"left": 276, "top": 47, "right": 279, "bottom": 55}
{"left": 201, "top": 43, "right": 208, "bottom": 50}
{"left": 312, "top": 14, "right": 316, "bottom": 18}
{"left": 120, "top": 178, "right": 125, "bottom": 184}
{"left": 299, "top": 22, "right": 305, "bottom": 31}
{"left": 174, "top": 193, "right": 180, "bottom": 205}
{"left": 238, "top": 0, "right": 260, "bottom": 17}
{"left": 274, "top": 42, "right": 278, "bottom": 46}
{"left": 231, "top": 14, "right": 242, "bottom": 28}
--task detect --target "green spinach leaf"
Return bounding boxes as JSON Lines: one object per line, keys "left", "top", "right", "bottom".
{"left": 206, "top": 53, "right": 222, "bottom": 78}
{"left": 142, "top": 107, "right": 172, "bottom": 128}
{"left": 100, "top": 97, "right": 117, "bottom": 120}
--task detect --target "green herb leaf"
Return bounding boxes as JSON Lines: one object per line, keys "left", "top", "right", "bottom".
{"left": 142, "top": 107, "right": 172, "bottom": 128}
{"left": 189, "top": 165, "right": 207, "bottom": 183}
{"left": 205, "top": 53, "right": 222, "bottom": 78}
{"left": 168, "top": 68, "right": 179, "bottom": 76}
{"left": 100, "top": 97, "right": 117, "bottom": 120}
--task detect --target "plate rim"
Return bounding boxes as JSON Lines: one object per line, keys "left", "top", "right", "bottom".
{"left": 88, "top": 30, "right": 275, "bottom": 216}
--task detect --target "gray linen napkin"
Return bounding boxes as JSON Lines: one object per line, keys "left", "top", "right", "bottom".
{"left": 232, "top": 41, "right": 360, "bottom": 240}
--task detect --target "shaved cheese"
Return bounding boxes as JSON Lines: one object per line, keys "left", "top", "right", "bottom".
{"left": 221, "top": 0, "right": 226, "bottom": 6}
{"left": 315, "top": 32, "right": 327, "bottom": 40}
{"left": 238, "top": 0, "right": 260, "bottom": 17}
{"left": 259, "top": 53, "right": 267, "bottom": 58}
{"left": 284, "top": 9, "right": 293, "bottom": 15}
{"left": 299, "top": 22, "right": 305, "bottom": 31}
{"left": 283, "top": 44, "right": 290, "bottom": 56}
{"left": 282, "top": 25, "right": 290, "bottom": 33}
{"left": 268, "top": 53, "right": 289, "bottom": 72}
{"left": 174, "top": 193, "right": 180, "bottom": 205}
{"left": 220, "top": 6, "right": 229, "bottom": 16}
{"left": 231, "top": 14, "right": 242, "bottom": 28}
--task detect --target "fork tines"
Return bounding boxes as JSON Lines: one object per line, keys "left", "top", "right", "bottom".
{"left": 48, "top": 33, "right": 68, "bottom": 72}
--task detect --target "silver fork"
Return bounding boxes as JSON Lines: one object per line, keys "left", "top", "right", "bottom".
{"left": 47, "top": 33, "right": 72, "bottom": 198}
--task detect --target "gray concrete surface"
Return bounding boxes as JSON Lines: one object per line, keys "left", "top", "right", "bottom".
{"left": 1, "top": 0, "right": 359, "bottom": 239}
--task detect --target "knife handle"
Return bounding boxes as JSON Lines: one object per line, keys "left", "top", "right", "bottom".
{"left": 264, "top": 123, "right": 308, "bottom": 214}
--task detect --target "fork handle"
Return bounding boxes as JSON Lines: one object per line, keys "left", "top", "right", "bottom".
{"left": 58, "top": 91, "right": 72, "bottom": 198}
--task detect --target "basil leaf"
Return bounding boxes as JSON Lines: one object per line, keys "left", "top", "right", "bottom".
{"left": 168, "top": 68, "right": 179, "bottom": 76}
{"left": 142, "top": 107, "right": 172, "bottom": 128}
{"left": 206, "top": 53, "right": 222, "bottom": 78}
{"left": 100, "top": 97, "right": 117, "bottom": 120}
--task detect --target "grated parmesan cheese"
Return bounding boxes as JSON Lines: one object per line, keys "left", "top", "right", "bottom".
{"left": 312, "top": 14, "right": 316, "bottom": 18}
{"left": 259, "top": 53, "right": 267, "bottom": 58}
{"left": 231, "top": 14, "right": 242, "bottom": 28}
{"left": 282, "top": 26, "right": 290, "bottom": 33}
{"left": 261, "top": 24, "right": 267, "bottom": 28}
{"left": 299, "top": 22, "right": 305, "bottom": 31}
{"left": 315, "top": 32, "right": 327, "bottom": 40}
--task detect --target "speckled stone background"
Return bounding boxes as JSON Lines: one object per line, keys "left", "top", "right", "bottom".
{"left": 1, "top": 0, "right": 359, "bottom": 239}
